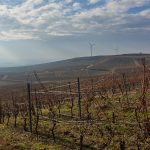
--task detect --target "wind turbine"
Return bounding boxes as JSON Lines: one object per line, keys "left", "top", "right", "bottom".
{"left": 89, "top": 42, "right": 95, "bottom": 57}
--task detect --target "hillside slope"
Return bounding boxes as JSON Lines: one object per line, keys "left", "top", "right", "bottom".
{"left": 0, "top": 53, "right": 149, "bottom": 85}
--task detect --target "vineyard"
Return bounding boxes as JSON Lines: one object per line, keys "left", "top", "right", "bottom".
{"left": 0, "top": 58, "right": 150, "bottom": 150}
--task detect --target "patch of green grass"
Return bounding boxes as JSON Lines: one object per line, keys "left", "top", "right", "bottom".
{"left": 0, "top": 124, "right": 62, "bottom": 150}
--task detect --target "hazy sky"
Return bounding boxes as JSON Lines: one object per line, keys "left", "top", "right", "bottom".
{"left": 0, "top": 0, "right": 150, "bottom": 67}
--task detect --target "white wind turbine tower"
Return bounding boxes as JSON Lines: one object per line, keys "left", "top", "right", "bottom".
{"left": 89, "top": 42, "right": 95, "bottom": 57}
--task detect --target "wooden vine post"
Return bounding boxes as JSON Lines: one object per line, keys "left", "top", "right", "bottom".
{"left": 69, "top": 82, "right": 74, "bottom": 117}
{"left": 27, "top": 83, "right": 32, "bottom": 133}
{"left": 77, "top": 77, "right": 84, "bottom": 150}
{"left": 77, "top": 77, "right": 81, "bottom": 119}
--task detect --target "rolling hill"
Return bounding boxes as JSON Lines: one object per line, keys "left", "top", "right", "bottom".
{"left": 0, "top": 53, "right": 150, "bottom": 86}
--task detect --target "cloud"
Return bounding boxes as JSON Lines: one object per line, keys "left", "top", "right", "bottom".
{"left": 105, "top": 0, "right": 150, "bottom": 13}
{"left": 88, "top": 0, "right": 100, "bottom": 4}
{"left": 64, "top": 0, "right": 73, "bottom": 4}
{"left": 140, "top": 9, "right": 150, "bottom": 18}
{"left": 72, "top": 0, "right": 150, "bottom": 32}
{"left": 72, "top": 2, "right": 81, "bottom": 10}
{"left": 0, "top": 29, "right": 39, "bottom": 41}
{"left": 0, "top": 0, "right": 149, "bottom": 41}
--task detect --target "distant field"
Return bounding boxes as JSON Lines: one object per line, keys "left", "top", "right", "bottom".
{"left": 0, "top": 54, "right": 150, "bottom": 87}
